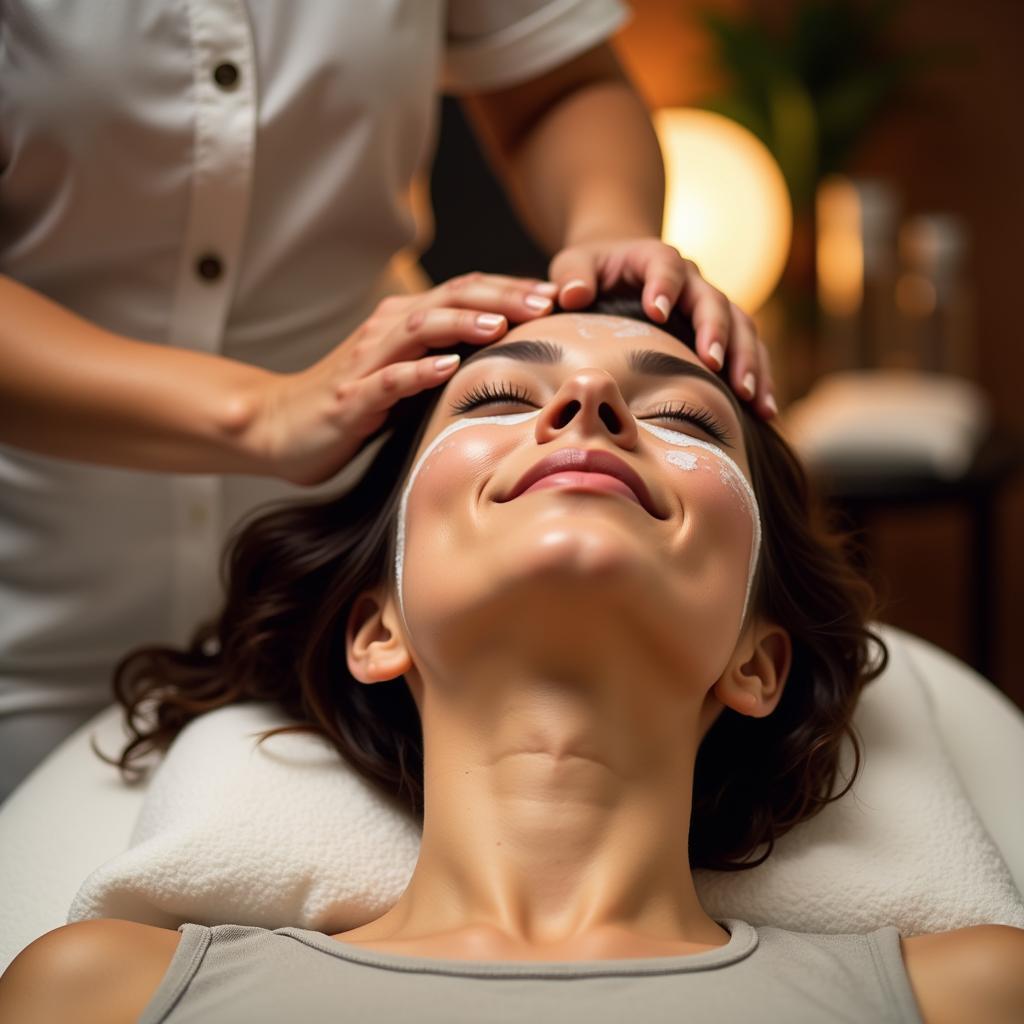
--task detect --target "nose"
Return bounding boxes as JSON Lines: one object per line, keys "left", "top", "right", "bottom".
{"left": 534, "top": 368, "right": 639, "bottom": 449}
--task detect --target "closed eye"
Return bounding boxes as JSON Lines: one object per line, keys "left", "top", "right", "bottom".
{"left": 644, "top": 401, "right": 733, "bottom": 446}
{"left": 448, "top": 382, "right": 733, "bottom": 447}
{"left": 449, "top": 381, "right": 533, "bottom": 415}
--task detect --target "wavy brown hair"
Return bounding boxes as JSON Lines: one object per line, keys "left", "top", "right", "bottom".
{"left": 94, "top": 290, "right": 889, "bottom": 872}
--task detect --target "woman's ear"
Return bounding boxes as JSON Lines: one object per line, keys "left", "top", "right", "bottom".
{"left": 712, "top": 619, "right": 792, "bottom": 719}
{"left": 345, "top": 588, "right": 413, "bottom": 685}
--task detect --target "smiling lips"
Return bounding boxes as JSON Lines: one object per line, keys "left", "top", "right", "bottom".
{"left": 499, "top": 448, "right": 664, "bottom": 519}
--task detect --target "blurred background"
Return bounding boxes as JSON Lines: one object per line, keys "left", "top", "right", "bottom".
{"left": 416, "top": 0, "right": 1024, "bottom": 709}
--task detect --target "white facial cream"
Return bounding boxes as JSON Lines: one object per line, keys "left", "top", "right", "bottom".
{"left": 611, "top": 318, "right": 655, "bottom": 337}
{"left": 568, "top": 316, "right": 595, "bottom": 338}
{"left": 568, "top": 314, "right": 655, "bottom": 339}
{"left": 635, "top": 421, "right": 762, "bottom": 628}
{"left": 394, "top": 411, "right": 538, "bottom": 630}
{"left": 394, "top": 410, "right": 761, "bottom": 633}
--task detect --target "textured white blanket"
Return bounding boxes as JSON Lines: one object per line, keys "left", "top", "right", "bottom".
{"left": 68, "top": 628, "right": 1024, "bottom": 937}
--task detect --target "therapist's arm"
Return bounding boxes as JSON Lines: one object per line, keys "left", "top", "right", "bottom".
{"left": 461, "top": 42, "right": 662, "bottom": 257}
{"left": 0, "top": 274, "right": 275, "bottom": 473}
{"left": 460, "top": 42, "right": 779, "bottom": 420}
{"left": 0, "top": 272, "right": 555, "bottom": 485}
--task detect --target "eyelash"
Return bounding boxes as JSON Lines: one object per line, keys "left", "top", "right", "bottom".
{"left": 448, "top": 381, "right": 731, "bottom": 445}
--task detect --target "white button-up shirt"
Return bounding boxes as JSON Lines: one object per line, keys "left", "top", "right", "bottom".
{"left": 0, "top": 0, "right": 628, "bottom": 716}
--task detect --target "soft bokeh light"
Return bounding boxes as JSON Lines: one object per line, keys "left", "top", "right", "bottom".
{"left": 653, "top": 108, "right": 792, "bottom": 315}
{"left": 816, "top": 177, "right": 865, "bottom": 317}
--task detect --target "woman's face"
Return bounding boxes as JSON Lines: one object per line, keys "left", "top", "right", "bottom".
{"left": 392, "top": 312, "right": 759, "bottom": 687}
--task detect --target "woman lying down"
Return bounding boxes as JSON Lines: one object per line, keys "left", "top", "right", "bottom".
{"left": 2, "top": 290, "right": 1022, "bottom": 1023}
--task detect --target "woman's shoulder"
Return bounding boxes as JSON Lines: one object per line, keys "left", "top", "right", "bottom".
{"left": 0, "top": 917, "right": 181, "bottom": 1024}
{"left": 899, "top": 924, "right": 1024, "bottom": 1024}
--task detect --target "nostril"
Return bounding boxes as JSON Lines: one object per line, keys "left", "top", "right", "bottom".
{"left": 554, "top": 400, "right": 580, "bottom": 429}
{"left": 553, "top": 399, "right": 624, "bottom": 432}
{"left": 599, "top": 403, "right": 621, "bottom": 433}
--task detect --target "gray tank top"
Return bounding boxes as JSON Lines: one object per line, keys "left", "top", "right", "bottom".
{"left": 137, "top": 917, "right": 923, "bottom": 1023}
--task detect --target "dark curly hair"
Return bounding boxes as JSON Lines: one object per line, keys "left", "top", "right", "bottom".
{"left": 94, "top": 289, "right": 889, "bottom": 873}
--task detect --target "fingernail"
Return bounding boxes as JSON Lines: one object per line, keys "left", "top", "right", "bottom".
{"left": 434, "top": 354, "right": 460, "bottom": 371}
{"left": 764, "top": 394, "right": 778, "bottom": 416}
{"left": 708, "top": 341, "right": 725, "bottom": 370}
{"left": 742, "top": 372, "right": 756, "bottom": 399}
{"left": 532, "top": 282, "right": 560, "bottom": 296}
{"left": 562, "top": 278, "right": 589, "bottom": 294}
{"left": 524, "top": 294, "right": 553, "bottom": 311}
{"left": 475, "top": 313, "right": 505, "bottom": 330}
{"left": 653, "top": 295, "right": 671, "bottom": 321}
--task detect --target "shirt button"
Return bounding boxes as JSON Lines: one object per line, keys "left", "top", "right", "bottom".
{"left": 213, "top": 62, "right": 239, "bottom": 89}
{"left": 196, "top": 254, "right": 223, "bottom": 281}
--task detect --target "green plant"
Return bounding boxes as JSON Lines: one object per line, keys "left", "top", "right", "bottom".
{"left": 699, "top": 0, "right": 965, "bottom": 211}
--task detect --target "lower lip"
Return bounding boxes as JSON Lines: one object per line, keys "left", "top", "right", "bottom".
{"left": 518, "top": 472, "right": 641, "bottom": 506}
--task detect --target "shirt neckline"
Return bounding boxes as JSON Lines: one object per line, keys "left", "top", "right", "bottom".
{"left": 273, "top": 918, "right": 758, "bottom": 978}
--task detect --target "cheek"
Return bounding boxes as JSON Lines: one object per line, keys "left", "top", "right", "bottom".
{"left": 698, "top": 465, "right": 753, "bottom": 538}
{"left": 405, "top": 433, "right": 500, "bottom": 522}
{"left": 673, "top": 453, "right": 753, "bottom": 541}
{"left": 667, "top": 450, "right": 757, "bottom": 524}
{"left": 664, "top": 450, "right": 758, "bottom": 620}
{"left": 396, "top": 414, "right": 539, "bottom": 622}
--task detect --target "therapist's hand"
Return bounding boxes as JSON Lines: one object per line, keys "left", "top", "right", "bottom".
{"left": 254, "top": 273, "right": 560, "bottom": 486}
{"left": 548, "top": 237, "right": 778, "bottom": 420}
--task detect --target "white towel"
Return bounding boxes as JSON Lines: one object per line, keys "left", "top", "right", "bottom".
{"left": 779, "top": 369, "right": 992, "bottom": 480}
{"left": 68, "top": 626, "right": 1024, "bottom": 937}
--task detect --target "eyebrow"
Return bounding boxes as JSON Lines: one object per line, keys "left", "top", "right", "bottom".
{"left": 456, "top": 339, "right": 743, "bottom": 422}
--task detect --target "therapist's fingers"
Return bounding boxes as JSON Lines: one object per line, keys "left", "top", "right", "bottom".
{"left": 637, "top": 252, "right": 689, "bottom": 326}
{"left": 339, "top": 351, "right": 469, "bottom": 442}
{"left": 366, "top": 275, "right": 557, "bottom": 338}
{"left": 384, "top": 306, "right": 512, "bottom": 366}
{"left": 425, "top": 272, "right": 559, "bottom": 322}
{"left": 674, "top": 272, "right": 734, "bottom": 375}
{"left": 261, "top": 347, "right": 470, "bottom": 487}
{"left": 678, "top": 283, "right": 776, "bottom": 418}
{"left": 751, "top": 331, "right": 779, "bottom": 419}
{"left": 548, "top": 248, "right": 600, "bottom": 310}
{"left": 550, "top": 239, "right": 695, "bottom": 321}
{"left": 721, "top": 302, "right": 762, "bottom": 406}
{"left": 342, "top": 305, "right": 516, "bottom": 381}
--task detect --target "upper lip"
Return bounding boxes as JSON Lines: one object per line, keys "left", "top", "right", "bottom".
{"left": 499, "top": 448, "right": 664, "bottom": 519}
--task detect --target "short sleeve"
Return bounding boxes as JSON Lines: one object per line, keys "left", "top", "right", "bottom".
{"left": 442, "top": 0, "right": 631, "bottom": 95}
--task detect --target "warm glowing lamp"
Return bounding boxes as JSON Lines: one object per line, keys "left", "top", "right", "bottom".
{"left": 653, "top": 108, "right": 792, "bottom": 314}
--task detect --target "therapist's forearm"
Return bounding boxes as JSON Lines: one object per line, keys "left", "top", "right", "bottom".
{"left": 496, "top": 78, "right": 665, "bottom": 252}
{"left": 0, "top": 274, "right": 274, "bottom": 474}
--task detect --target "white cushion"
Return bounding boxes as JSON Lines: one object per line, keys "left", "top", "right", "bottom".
{"left": 779, "top": 370, "right": 992, "bottom": 479}
{"left": 2, "top": 624, "right": 1022, "bottom": 973}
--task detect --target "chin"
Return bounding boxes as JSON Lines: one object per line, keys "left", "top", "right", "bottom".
{"left": 533, "top": 523, "right": 646, "bottom": 574}
{"left": 497, "top": 501, "right": 660, "bottom": 574}
{"left": 410, "top": 531, "right": 681, "bottom": 644}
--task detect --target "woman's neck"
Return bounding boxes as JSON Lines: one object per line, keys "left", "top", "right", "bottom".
{"left": 340, "top": 652, "right": 729, "bottom": 956}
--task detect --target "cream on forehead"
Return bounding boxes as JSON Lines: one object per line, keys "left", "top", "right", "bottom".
{"left": 568, "top": 314, "right": 655, "bottom": 339}
{"left": 394, "top": 410, "right": 762, "bottom": 634}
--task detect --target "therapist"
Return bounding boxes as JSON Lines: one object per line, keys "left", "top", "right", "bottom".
{"left": 0, "top": 0, "right": 778, "bottom": 802}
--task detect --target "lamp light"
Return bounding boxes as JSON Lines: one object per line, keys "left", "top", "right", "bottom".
{"left": 653, "top": 108, "right": 792, "bottom": 315}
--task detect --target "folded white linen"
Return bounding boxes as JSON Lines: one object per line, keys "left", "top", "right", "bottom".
{"left": 779, "top": 369, "right": 992, "bottom": 479}
{"left": 68, "top": 625, "right": 1024, "bottom": 937}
